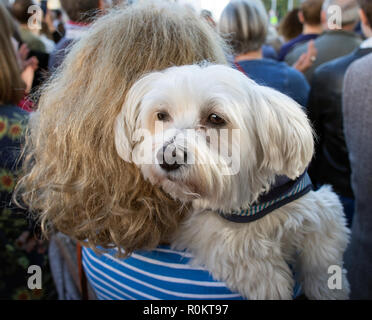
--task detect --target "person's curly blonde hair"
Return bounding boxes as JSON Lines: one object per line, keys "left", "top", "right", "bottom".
{"left": 14, "top": 0, "right": 228, "bottom": 256}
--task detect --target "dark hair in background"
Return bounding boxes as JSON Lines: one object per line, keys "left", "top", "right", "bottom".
{"left": 358, "top": 0, "right": 372, "bottom": 26}
{"left": 301, "top": 0, "right": 323, "bottom": 25}
{"left": 278, "top": 8, "right": 303, "bottom": 41}
{"left": 60, "top": 0, "right": 100, "bottom": 23}
{"left": 53, "top": 9, "right": 62, "bottom": 18}
{"left": 11, "top": 0, "right": 34, "bottom": 24}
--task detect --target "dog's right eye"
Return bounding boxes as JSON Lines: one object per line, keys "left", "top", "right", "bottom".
{"left": 207, "top": 113, "right": 226, "bottom": 126}
{"left": 157, "top": 112, "right": 170, "bottom": 121}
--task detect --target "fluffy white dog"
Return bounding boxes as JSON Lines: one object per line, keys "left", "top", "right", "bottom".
{"left": 115, "top": 64, "right": 350, "bottom": 300}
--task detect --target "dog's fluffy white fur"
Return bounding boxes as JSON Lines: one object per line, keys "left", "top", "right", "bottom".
{"left": 115, "top": 64, "right": 350, "bottom": 299}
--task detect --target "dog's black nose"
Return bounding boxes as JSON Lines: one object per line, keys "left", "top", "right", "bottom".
{"left": 158, "top": 144, "right": 187, "bottom": 172}
{"left": 160, "top": 161, "right": 181, "bottom": 172}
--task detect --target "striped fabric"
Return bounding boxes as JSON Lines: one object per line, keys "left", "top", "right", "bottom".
{"left": 229, "top": 172, "right": 312, "bottom": 217}
{"left": 82, "top": 245, "right": 302, "bottom": 300}
{"left": 219, "top": 171, "right": 312, "bottom": 223}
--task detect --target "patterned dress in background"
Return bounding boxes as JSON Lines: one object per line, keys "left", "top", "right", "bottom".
{"left": 0, "top": 105, "right": 56, "bottom": 300}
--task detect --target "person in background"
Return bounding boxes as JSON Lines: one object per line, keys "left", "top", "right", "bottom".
{"left": 262, "top": 38, "right": 279, "bottom": 60}
{"left": 5, "top": 2, "right": 55, "bottom": 91}
{"left": 41, "top": 8, "right": 65, "bottom": 46}
{"left": 15, "top": 0, "right": 259, "bottom": 300}
{"left": 278, "top": 8, "right": 304, "bottom": 43}
{"left": 278, "top": 0, "right": 323, "bottom": 61}
{"left": 262, "top": 23, "right": 283, "bottom": 58}
{"left": 201, "top": 9, "right": 216, "bottom": 28}
{"left": 48, "top": 0, "right": 105, "bottom": 72}
{"left": 219, "top": 0, "right": 310, "bottom": 107}
{"left": 285, "top": 0, "right": 361, "bottom": 82}
{"left": 39, "top": 20, "right": 56, "bottom": 54}
{"left": 342, "top": 52, "right": 372, "bottom": 299}
{"left": 52, "top": 9, "right": 66, "bottom": 39}
{"left": 0, "top": 2, "right": 39, "bottom": 109}
{"left": 11, "top": 0, "right": 47, "bottom": 53}
{"left": 307, "top": 0, "right": 372, "bottom": 227}
{"left": 0, "top": 3, "right": 55, "bottom": 299}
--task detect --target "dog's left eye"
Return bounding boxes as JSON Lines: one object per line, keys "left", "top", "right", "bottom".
{"left": 207, "top": 113, "right": 226, "bottom": 126}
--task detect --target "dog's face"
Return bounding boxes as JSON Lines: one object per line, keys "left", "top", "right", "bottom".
{"left": 115, "top": 65, "right": 314, "bottom": 211}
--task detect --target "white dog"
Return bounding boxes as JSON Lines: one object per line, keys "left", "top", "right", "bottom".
{"left": 115, "top": 64, "right": 350, "bottom": 300}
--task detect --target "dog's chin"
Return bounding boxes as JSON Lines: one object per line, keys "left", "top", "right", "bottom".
{"left": 160, "top": 179, "right": 200, "bottom": 202}
{"left": 142, "top": 165, "right": 202, "bottom": 202}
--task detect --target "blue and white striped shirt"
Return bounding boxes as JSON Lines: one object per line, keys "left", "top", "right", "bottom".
{"left": 82, "top": 245, "right": 244, "bottom": 300}
{"left": 82, "top": 245, "right": 301, "bottom": 300}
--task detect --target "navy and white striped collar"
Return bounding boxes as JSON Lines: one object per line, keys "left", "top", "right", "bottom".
{"left": 218, "top": 171, "right": 313, "bottom": 223}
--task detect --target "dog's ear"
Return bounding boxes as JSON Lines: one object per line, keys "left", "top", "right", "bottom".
{"left": 115, "top": 72, "right": 162, "bottom": 162}
{"left": 250, "top": 85, "right": 314, "bottom": 179}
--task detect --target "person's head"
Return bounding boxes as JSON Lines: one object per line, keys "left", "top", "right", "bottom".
{"left": 278, "top": 8, "right": 303, "bottom": 41}
{"left": 299, "top": 0, "right": 324, "bottom": 26}
{"left": 358, "top": 0, "right": 372, "bottom": 37}
{"left": 321, "top": 0, "right": 360, "bottom": 30}
{"left": 53, "top": 9, "right": 63, "bottom": 20}
{"left": 219, "top": 0, "right": 268, "bottom": 55}
{"left": 15, "top": 0, "right": 227, "bottom": 256}
{"left": 0, "top": 3, "right": 25, "bottom": 105}
{"left": 11, "top": 0, "right": 34, "bottom": 25}
{"left": 60, "top": 0, "right": 102, "bottom": 23}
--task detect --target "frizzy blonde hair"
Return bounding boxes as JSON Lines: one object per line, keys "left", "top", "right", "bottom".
{"left": 15, "top": 1, "right": 228, "bottom": 256}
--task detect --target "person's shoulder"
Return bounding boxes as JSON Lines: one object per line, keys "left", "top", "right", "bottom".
{"left": 278, "top": 37, "right": 300, "bottom": 61}
{"left": 287, "top": 65, "right": 309, "bottom": 87}
{"left": 284, "top": 34, "right": 311, "bottom": 49}
{"left": 347, "top": 31, "right": 363, "bottom": 45}
{"left": 280, "top": 36, "right": 300, "bottom": 52}
{"left": 262, "top": 45, "right": 278, "bottom": 60}
{"left": 252, "top": 59, "right": 283, "bottom": 74}
{"left": 277, "top": 60, "right": 306, "bottom": 77}
{"left": 314, "top": 49, "right": 361, "bottom": 81}
{"left": 22, "top": 29, "right": 46, "bottom": 52}
{"left": 55, "top": 37, "right": 74, "bottom": 51}
{"left": 0, "top": 105, "right": 29, "bottom": 119}
{"left": 321, "top": 30, "right": 362, "bottom": 46}
{"left": 348, "top": 52, "right": 372, "bottom": 74}
{"left": 311, "top": 61, "right": 336, "bottom": 88}
{"left": 0, "top": 105, "right": 29, "bottom": 144}
{"left": 237, "top": 59, "right": 267, "bottom": 72}
{"left": 345, "top": 52, "right": 372, "bottom": 86}
{"left": 316, "top": 54, "right": 349, "bottom": 72}
{"left": 272, "top": 62, "right": 309, "bottom": 91}
{"left": 287, "top": 42, "right": 307, "bottom": 56}
{"left": 49, "top": 37, "right": 75, "bottom": 71}
{"left": 0, "top": 105, "right": 29, "bottom": 132}
{"left": 284, "top": 41, "right": 308, "bottom": 64}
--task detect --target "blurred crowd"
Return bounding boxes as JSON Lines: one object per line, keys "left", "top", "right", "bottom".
{"left": 0, "top": 0, "right": 371, "bottom": 299}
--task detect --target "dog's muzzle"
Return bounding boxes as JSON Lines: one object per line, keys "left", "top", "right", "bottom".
{"left": 157, "top": 142, "right": 187, "bottom": 172}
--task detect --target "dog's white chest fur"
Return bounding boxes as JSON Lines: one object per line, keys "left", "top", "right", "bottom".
{"left": 172, "top": 186, "right": 350, "bottom": 300}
